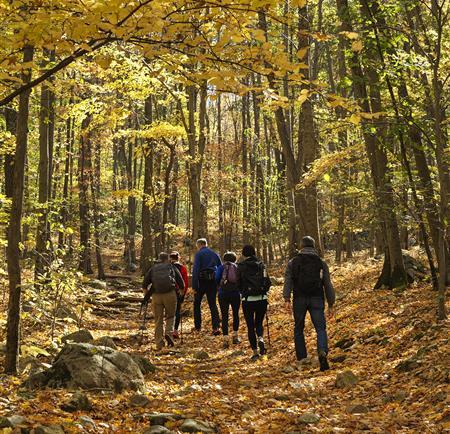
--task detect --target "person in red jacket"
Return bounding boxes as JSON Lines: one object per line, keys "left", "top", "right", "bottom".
{"left": 170, "top": 251, "right": 189, "bottom": 339}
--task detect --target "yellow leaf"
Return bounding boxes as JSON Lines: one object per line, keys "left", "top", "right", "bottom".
{"left": 291, "top": 0, "right": 307, "bottom": 7}
{"left": 352, "top": 40, "right": 363, "bottom": 52}
{"left": 349, "top": 113, "right": 361, "bottom": 125}
{"left": 296, "top": 47, "right": 308, "bottom": 59}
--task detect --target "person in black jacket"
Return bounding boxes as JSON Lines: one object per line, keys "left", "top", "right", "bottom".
{"left": 238, "top": 245, "right": 271, "bottom": 361}
{"left": 283, "top": 236, "right": 335, "bottom": 371}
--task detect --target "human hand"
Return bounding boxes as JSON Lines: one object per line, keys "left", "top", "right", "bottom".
{"left": 327, "top": 306, "right": 334, "bottom": 320}
{"left": 284, "top": 301, "right": 292, "bottom": 313}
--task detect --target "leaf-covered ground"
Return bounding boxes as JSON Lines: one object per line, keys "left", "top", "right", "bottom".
{"left": 0, "top": 256, "right": 448, "bottom": 433}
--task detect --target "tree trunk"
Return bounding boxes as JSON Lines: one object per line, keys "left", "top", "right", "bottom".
{"left": 5, "top": 46, "right": 34, "bottom": 374}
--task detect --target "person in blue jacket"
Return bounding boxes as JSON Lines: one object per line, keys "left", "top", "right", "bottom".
{"left": 192, "top": 238, "right": 222, "bottom": 334}
{"left": 216, "top": 251, "right": 241, "bottom": 348}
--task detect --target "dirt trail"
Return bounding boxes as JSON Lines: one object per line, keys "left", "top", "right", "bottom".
{"left": 1, "top": 259, "right": 448, "bottom": 433}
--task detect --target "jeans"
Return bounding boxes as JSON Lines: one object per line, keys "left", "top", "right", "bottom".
{"left": 242, "top": 299, "right": 268, "bottom": 350}
{"left": 152, "top": 290, "right": 177, "bottom": 350}
{"left": 293, "top": 296, "right": 328, "bottom": 360}
{"left": 174, "top": 293, "right": 184, "bottom": 331}
{"left": 194, "top": 278, "right": 221, "bottom": 330}
{"left": 218, "top": 291, "right": 241, "bottom": 335}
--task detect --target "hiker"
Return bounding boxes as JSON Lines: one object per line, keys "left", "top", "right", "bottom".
{"left": 216, "top": 251, "right": 241, "bottom": 348}
{"left": 283, "top": 236, "right": 335, "bottom": 371}
{"left": 238, "top": 245, "right": 271, "bottom": 360}
{"left": 192, "top": 238, "right": 222, "bottom": 335}
{"left": 170, "top": 251, "right": 189, "bottom": 339}
{"left": 142, "top": 252, "right": 185, "bottom": 351}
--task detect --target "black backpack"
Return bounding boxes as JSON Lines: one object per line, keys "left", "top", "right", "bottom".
{"left": 151, "top": 263, "right": 177, "bottom": 294}
{"left": 239, "top": 259, "right": 271, "bottom": 297}
{"left": 291, "top": 254, "right": 323, "bottom": 298}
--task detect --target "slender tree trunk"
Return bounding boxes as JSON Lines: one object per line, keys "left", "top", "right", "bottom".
{"left": 5, "top": 46, "right": 34, "bottom": 374}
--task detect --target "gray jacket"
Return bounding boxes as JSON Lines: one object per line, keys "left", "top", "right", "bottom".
{"left": 283, "top": 247, "right": 335, "bottom": 307}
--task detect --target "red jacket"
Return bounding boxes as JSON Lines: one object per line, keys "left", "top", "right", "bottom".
{"left": 174, "top": 262, "right": 189, "bottom": 294}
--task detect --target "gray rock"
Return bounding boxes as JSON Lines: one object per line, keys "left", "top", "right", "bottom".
{"left": 143, "top": 426, "right": 174, "bottom": 434}
{"left": 346, "top": 403, "right": 369, "bottom": 414}
{"left": 147, "top": 413, "right": 183, "bottom": 426}
{"left": 34, "top": 425, "right": 65, "bottom": 434}
{"left": 93, "top": 336, "right": 117, "bottom": 350}
{"left": 282, "top": 366, "right": 296, "bottom": 374}
{"left": 330, "top": 355, "right": 346, "bottom": 363}
{"left": 193, "top": 351, "right": 210, "bottom": 360}
{"left": 0, "top": 415, "right": 28, "bottom": 428}
{"left": 335, "top": 337, "right": 354, "bottom": 349}
{"left": 89, "top": 279, "right": 107, "bottom": 290}
{"left": 131, "top": 354, "right": 157, "bottom": 375}
{"left": 78, "top": 416, "right": 96, "bottom": 429}
{"left": 55, "top": 305, "right": 78, "bottom": 321}
{"left": 335, "top": 370, "right": 359, "bottom": 388}
{"left": 130, "top": 393, "right": 151, "bottom": 408}
{"left": 180, "top": 419, "right": 216, "bottom": 433}
{"left": 25, "top": 343, "right": 144, "bottom": 392}
{"left": 395, "top": 357, "right": 419, "bottom": 372}
{"left": 298, "top": 413, "right": 320, "bottom": 424}
{"left": 61, "top": 329, "right": 93, "bottom": 344}
{"left": 61, "top": 391, "right": 92, "bottom": 412}
{"left": 22, "top": 301, "right": 34, "bottom": 312}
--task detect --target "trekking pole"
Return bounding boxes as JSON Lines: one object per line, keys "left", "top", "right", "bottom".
{"left": 180, "top": 308, "right": 184, "bottom": 344}
{"left": 265, "top": 309, "right": 271, "bottom": 347}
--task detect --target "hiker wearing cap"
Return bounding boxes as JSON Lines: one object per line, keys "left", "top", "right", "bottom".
{"left": 142, "top": 252, "right": 185, "bottom": 351}
{"left": 170, "top": 251, "right": 189, "bottom": 339}
{"left": 192, "top": 238, "right": 222, "bottom": 335}
{"left": 283, "top": 236, "right": 335, "bottom": 371}
{"left": 238, "top": 245, "right": 272, "bottom": 360}
{"left": 216, "top": 251, "right": 241, "bottom": 348}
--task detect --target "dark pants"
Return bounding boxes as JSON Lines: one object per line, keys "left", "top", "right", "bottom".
{"left": 293, "top": 296, "right": 328, "bottom": 360}
{"left": 218, "top": 291, "right": 240, "bottom": 335}
{"left": 194, "top": 279, "right": 220, "bottom": 330}
{"left": 174, "top": 294, "right": 184, "bottom": 331}
{"left": 242, "top": 299, "right": 268, "bottom": 350}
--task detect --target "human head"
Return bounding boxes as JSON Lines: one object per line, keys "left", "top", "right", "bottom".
{"left": 159, "top": 252, "right": 169, "bottom": 262}
{"left": 223, "top": 251, "right": 237, "bottom": 263}
{"left": 169, "top": 251, "right": 180, "bottom": 263}
{"left": 196, "top": 238, "right": 208, "bottom": 250}
{"left": 301, "top": 236, "right": 316, "bottom": 249}
{"left": 242, "top": 245, "right": 256, "bottom": 258}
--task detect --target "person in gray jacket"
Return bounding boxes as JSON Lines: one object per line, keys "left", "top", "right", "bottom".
{"left": 283, "top": 236, "right": 335, "bottom": 371}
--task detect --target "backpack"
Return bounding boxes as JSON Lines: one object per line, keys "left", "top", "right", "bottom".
{"left": 239, "top": 259, "right": 271, "bottom": 297}
{"left": 220, "top": 262, "right": 238, "bottom": 291}
{"left": 151, "top": 263, "right": 177, "bottom": 294}
{"left": 291, "top": 253, "right": 323, "bottom": 298}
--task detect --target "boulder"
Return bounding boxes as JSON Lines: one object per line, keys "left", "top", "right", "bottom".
{"left": 298, "top": 413, "right": 320, "bottom": 424}
{"left": 131, "top": 354, "right": 157, "bottom": 375}
{"left": 147, "top": 413, "right": 183, "bottom": 426}
{"left": 77, "top": 416, "right": 96, "bottom": 429}
{"left": 89, "top": 279, "right": 107, "bottom": 290}
{"left": 0, "top": 415, "right": 28, "bottom": 428}
{"left": 61, "top": 329, "right": 93, "bottom": 344}
{"left": 335, "top": 370, "right": 359, "bottom": 388}
{"left": 61, "top": 391, "right": 92, "bottom": 412}
{"left": 55, "top": 305, "right": 78, "bottom": 321}
{"left": 93, "top": 336, "right": 117, "bottom": 350}
{"left": 346, "top": 403, "right": 369, "bottom": 414}
{"left": 180, "top": 419, "right": 216, "bottom": 433}
{"left": 130, "top": 393, "right": 151, "bottom": 408}
{"left": 193, "top": 351, "right": 210, "bottom": 360}
{"left": 25, "top": 343, "right": 144, "bottom": 392}
{"left": 143, "top": 426, "right": 174, "bottom": 434}
{"left": 33, "top": 425, "right": 65, "bottom": 434}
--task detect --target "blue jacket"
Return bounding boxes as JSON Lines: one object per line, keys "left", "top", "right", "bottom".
{"left": 215, "top": 263, "right": 240, "bottom": 297}
{"left": 192, "top": 247, "right": 222, "bottom": 290}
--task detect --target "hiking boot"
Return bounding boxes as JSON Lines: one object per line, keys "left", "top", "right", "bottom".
{"left": 250, "top": 353, "right": 260, "bottom": 362}
{"left": 223, "top": 339, "right": 230, "bottom": 349}
{"left": 232, "top": 335, "right": 241, "bottom": 345}
{"left": 318, "top": 351, "right": 330, "bottom": 371}
{"left": 258, "top": 339, "right": 266, "bottom": 355}
{"left": 212, "top": 329, "right": 221, "bottom": 336}
{"left": 172, "top": 330, "right": 180, "bottom": 339}
{"left": 165, "top": 334, "right": 175, "bottom": 347}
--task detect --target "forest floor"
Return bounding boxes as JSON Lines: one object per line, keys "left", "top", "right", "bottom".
{"left": 0, "top": 252, "right": 449, "bottom": 433}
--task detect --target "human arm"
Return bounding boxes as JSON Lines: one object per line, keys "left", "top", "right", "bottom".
{"left": 181, "top": 265, "right": 189, "bottom": 294}
{"left": 215, "top": 264, "right": 224, "bottom": 285}
{"left": 142, "top": 268, "right": 152, "bottom": 293}
{"left": 283, "top": 261, "right": 294, "bottom": 312}
{"left": 322, "top": 261, "right": 335, "bottom": 308}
